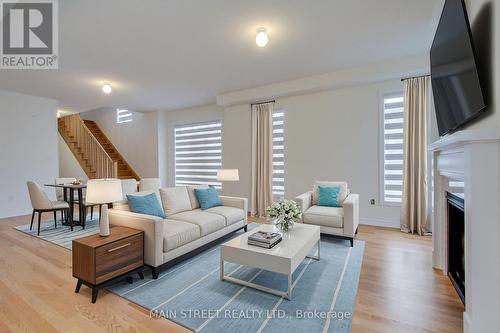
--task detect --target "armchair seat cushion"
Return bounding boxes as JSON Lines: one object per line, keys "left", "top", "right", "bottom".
{"left": 169, "top": 209, "right": 225, "bottom": 236}
{"left": 303, "top": 205, "right": 343, "bottom": 228}
{"left": 206, "top": 206, "right": 246, "bottom": 226}
{"left": 163, "top": 219, "right": 201, "bottom": 252}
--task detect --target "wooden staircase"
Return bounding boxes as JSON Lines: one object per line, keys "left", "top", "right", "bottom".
{"left": 58, "top": 114, "right": 140, "bottom": 180}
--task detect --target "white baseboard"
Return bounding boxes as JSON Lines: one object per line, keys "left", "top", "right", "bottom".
{"left": 463, "top": 311, "right": 470, "bottom": 333}
{"left": 359, "top": 218, "right": 400, "bottom": 229}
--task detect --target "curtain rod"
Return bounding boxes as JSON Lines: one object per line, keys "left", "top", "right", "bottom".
{"left": 401, "top": 74, "right": 430, "bottom": 82}
{"left": 251, "top": 99, "right": 275, "bottom": 106}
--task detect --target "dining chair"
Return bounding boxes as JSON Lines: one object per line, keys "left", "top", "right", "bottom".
{"left": 121, "top": 179, "right": 138, "bottom": 198}
{"left": 139, "top": 178, "right": 161, "bottom": 191}
{"left": 54, "top": 177, "right": 77, "bottom": 201}
{"left": 27, "top": 181, "right": 71, "bottom": 236}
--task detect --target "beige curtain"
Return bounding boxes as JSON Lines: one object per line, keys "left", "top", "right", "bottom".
{"left": 251, "top": 102, "right": 274, "bottom": 216}
{"left": 400, "top": 76, "right": 430, "bottom": 235}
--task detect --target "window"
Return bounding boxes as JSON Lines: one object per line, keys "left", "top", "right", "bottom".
{"left": 117, "top": 108, "right": 132, "bottom": 123}
{"left": 381, "top": 92, "right": 404, "bottom": 204}
{"left": 272, "top": 109, "right": 285, "bottom": 200}
{"left": 174, "top": 121, "right": 222, "bottom": 189}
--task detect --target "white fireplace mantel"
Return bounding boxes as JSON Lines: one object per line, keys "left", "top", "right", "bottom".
{"left": 429, "top": 129, "right": 500, "bottom": 333}
{"left": 429, "top": 129, "right": 500, "bottom": 152}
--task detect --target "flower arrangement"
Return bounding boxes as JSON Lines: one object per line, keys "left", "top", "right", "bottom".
{"left": 266, "top": 199, "right": 302, "bottom": 232}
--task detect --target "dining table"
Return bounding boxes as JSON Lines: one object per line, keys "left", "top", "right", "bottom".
{"left": 44, "top": 183, "right": 88, "bottom": 228}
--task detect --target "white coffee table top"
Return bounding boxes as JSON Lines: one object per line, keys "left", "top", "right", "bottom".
{"left": 220, "top": 223, "right": 320, "bottom": 299}
{"left": 221, "top": 223, "right": 320, "bottom": 260}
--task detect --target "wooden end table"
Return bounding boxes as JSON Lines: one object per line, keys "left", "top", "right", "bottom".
{"left": 72, "top": 226, "right": 144, "bottom": 303}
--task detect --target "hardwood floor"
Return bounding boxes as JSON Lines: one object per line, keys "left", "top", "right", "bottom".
{"left": 0, "top": 215, "right": 463, "bottom": 332}
{"left": 351, "top": 225, "right": 463, "bottom": 333}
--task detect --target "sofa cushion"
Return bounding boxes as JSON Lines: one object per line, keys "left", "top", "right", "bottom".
{"left": 121, "top": 179, "right": 138, "bottom": 199}
{"left": 186, "top": 185, "right": 209, "bottom": 209}
{"left": 127, "top": 193, "right": 165, "bottom": 218}
{"left": 169, "top": 209, "right": 225, "bottom": 236}
{"left": 113, "top": 189, "right": 162, "bottom": 212}
{"left": 205, "top": 206, "right": 246, "bottom": 226}
{"left": 312, "top": 181, "right": 349, "bottom": 206}
{"left": 303, "top": 205, "right": 343, "bottom": 228}
{"left": 163, "top": 219, "right": 200, "bottom": 252}
{"left": 194, "top": 187, "right": 222, "bottom": 210}
{"left": 159, "top": 187, "right": 192, "bottom": 216}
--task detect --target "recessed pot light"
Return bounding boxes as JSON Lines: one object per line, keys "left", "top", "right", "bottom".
{"left": 102, "top": 83, "right": 112, "bottom": 94}
{"left": 256, "top": 28, "right": 268, "bottom": 47}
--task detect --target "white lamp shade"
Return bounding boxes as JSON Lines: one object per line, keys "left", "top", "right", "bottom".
{"left": 86, "top": 179, "right": 123, "bottom": 204}
{"left": 216, "top": 169, "right": 239, "bottom": 181}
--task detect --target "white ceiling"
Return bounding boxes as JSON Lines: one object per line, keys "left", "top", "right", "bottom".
{"left": 0, "top": 0, "right": 444, "bottom": 112}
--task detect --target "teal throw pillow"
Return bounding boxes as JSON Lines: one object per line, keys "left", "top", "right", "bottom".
{"left": 318, "top": 186, "right": 342, "bottom": 207}
{"left": 127, "top": 193, "right": 165, "bottom": 218}
{"left": 194, "top": 187, "right": 222, "bottom": 210}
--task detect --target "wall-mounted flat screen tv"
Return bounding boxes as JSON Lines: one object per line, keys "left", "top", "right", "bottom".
{"left": 430, "top": 0, "right": 486, "bottom": 136}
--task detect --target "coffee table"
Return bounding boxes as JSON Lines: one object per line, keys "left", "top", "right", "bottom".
{"left": 220, "top": 223, "right": 320, "bottom": 300}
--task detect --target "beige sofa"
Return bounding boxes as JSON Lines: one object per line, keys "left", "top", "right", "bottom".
{"left": 295, "top": 181, "right": 359, "bottom": 246}
{"left": 109, "top": 186, "right": 248, "bottom": 278}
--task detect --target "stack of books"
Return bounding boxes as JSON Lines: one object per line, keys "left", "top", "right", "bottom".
{"left": 248, "top": 231, "right": 282, "bottom": 249}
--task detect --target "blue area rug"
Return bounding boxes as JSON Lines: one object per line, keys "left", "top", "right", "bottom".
{"left": 14, "top": 216, "right": 100, "bottom": 250}
{"left": 108, "top": 227, "right": 365, "bottom": 333}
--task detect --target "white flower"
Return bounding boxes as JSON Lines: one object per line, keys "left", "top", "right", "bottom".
{"left": 266, "top": 199, "right": 301, "bottom": 222}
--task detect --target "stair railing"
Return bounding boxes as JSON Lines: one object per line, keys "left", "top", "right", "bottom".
{"left": 59, "top": 114, "right": 118, "bottom": 179}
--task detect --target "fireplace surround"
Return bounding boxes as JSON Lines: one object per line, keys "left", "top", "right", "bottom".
{"left": 429, "top": 129, "right": 500, "bottom": 332}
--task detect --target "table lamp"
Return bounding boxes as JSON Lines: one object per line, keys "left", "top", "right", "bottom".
{"left": 86, "top": 179, "right": 122, "bottom": 236}
{"left": 216, "top": 169, "right": 239, "bottom": 182}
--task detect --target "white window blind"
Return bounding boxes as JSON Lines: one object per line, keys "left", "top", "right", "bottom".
{"left": 382, "top": 92, "right": 404, "bottom": 204}
{"left": 116, "top": 109, "right": 132, "bottom": 123}
{"left": 175, "top": 121, "right": 222, "bottom": 189}
{"left": 448, "top": 180, "right": 464, "bottom": 196}
{"left": 272, "top": 109, "right": 285, "bottom": 200}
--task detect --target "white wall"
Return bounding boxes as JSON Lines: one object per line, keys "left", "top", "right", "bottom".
{"left": 222, "top": 103, "right": 253, "bottom": 199}
{"left": 80, "top": 107, "right": 159, "bottom": 178}
{"left": 217, "top": 53, "right": 430, "bottom": 107}
{"left": 222, "top": 80, "right": 404, "bottom": 227}
{"left": 463, "top": 1, "right": 499, "bottom": 332}
{"left": 282, "top": 80, "right": 404, "bottom": 226}
{"left": 158, "top": 110, "right": 168, "bottom": 187}
{"left": 158, "top": 104, "right": 224, "bottom": 187}
{"left": 0, "top": 90, "right": 58, "bottom": 218}
{"left": 57, "top": 134, "right": 87, "bottom": 181}
{"left": 464, "top": 0, "right": 499, "bottom": 131}
{"left": 160, "top": 79, "right": 411, "bottom": 227}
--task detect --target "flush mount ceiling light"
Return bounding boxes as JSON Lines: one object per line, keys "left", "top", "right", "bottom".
{"left": 255, "top": 28, "right": 269, "bottom": 47}
{"left": 102, "top": 83, "right": 112, "bottom": 94}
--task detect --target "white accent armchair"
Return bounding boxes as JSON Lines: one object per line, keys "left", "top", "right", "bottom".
{"left": 295, "top": 181, "right": 359, "bottom": 246}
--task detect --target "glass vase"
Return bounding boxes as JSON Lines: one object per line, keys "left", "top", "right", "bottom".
{"left": 275, "top": 218, "right": 294, "bottom": 232}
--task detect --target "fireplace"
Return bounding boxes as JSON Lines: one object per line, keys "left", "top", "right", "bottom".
{"left": 447, "top": 192, "right": 465, "bottom": 304}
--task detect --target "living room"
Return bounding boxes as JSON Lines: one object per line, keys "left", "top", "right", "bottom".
{"left": 0, "top": 0, "right": 498, "bottom": 332}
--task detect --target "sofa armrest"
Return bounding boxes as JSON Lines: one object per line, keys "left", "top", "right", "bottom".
{"left": 295, "top": 191, "right": 312, "bottom": 214}
{"left": 109, "top": 209, "right": 164, "bottom": 267}
{"left": 343, "top": 193, "right": 359, "bottom": 238}
{"left": 220, "top": 196, "right": 248, "bottom": 216}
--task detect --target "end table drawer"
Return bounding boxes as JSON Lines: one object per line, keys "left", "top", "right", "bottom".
{"left": 95, "top": 234, "right": 143, "bottom": 283}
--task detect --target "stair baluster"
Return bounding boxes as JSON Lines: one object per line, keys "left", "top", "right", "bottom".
{"left": 58, "top": 114, "right": 118, "bottom": 179}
